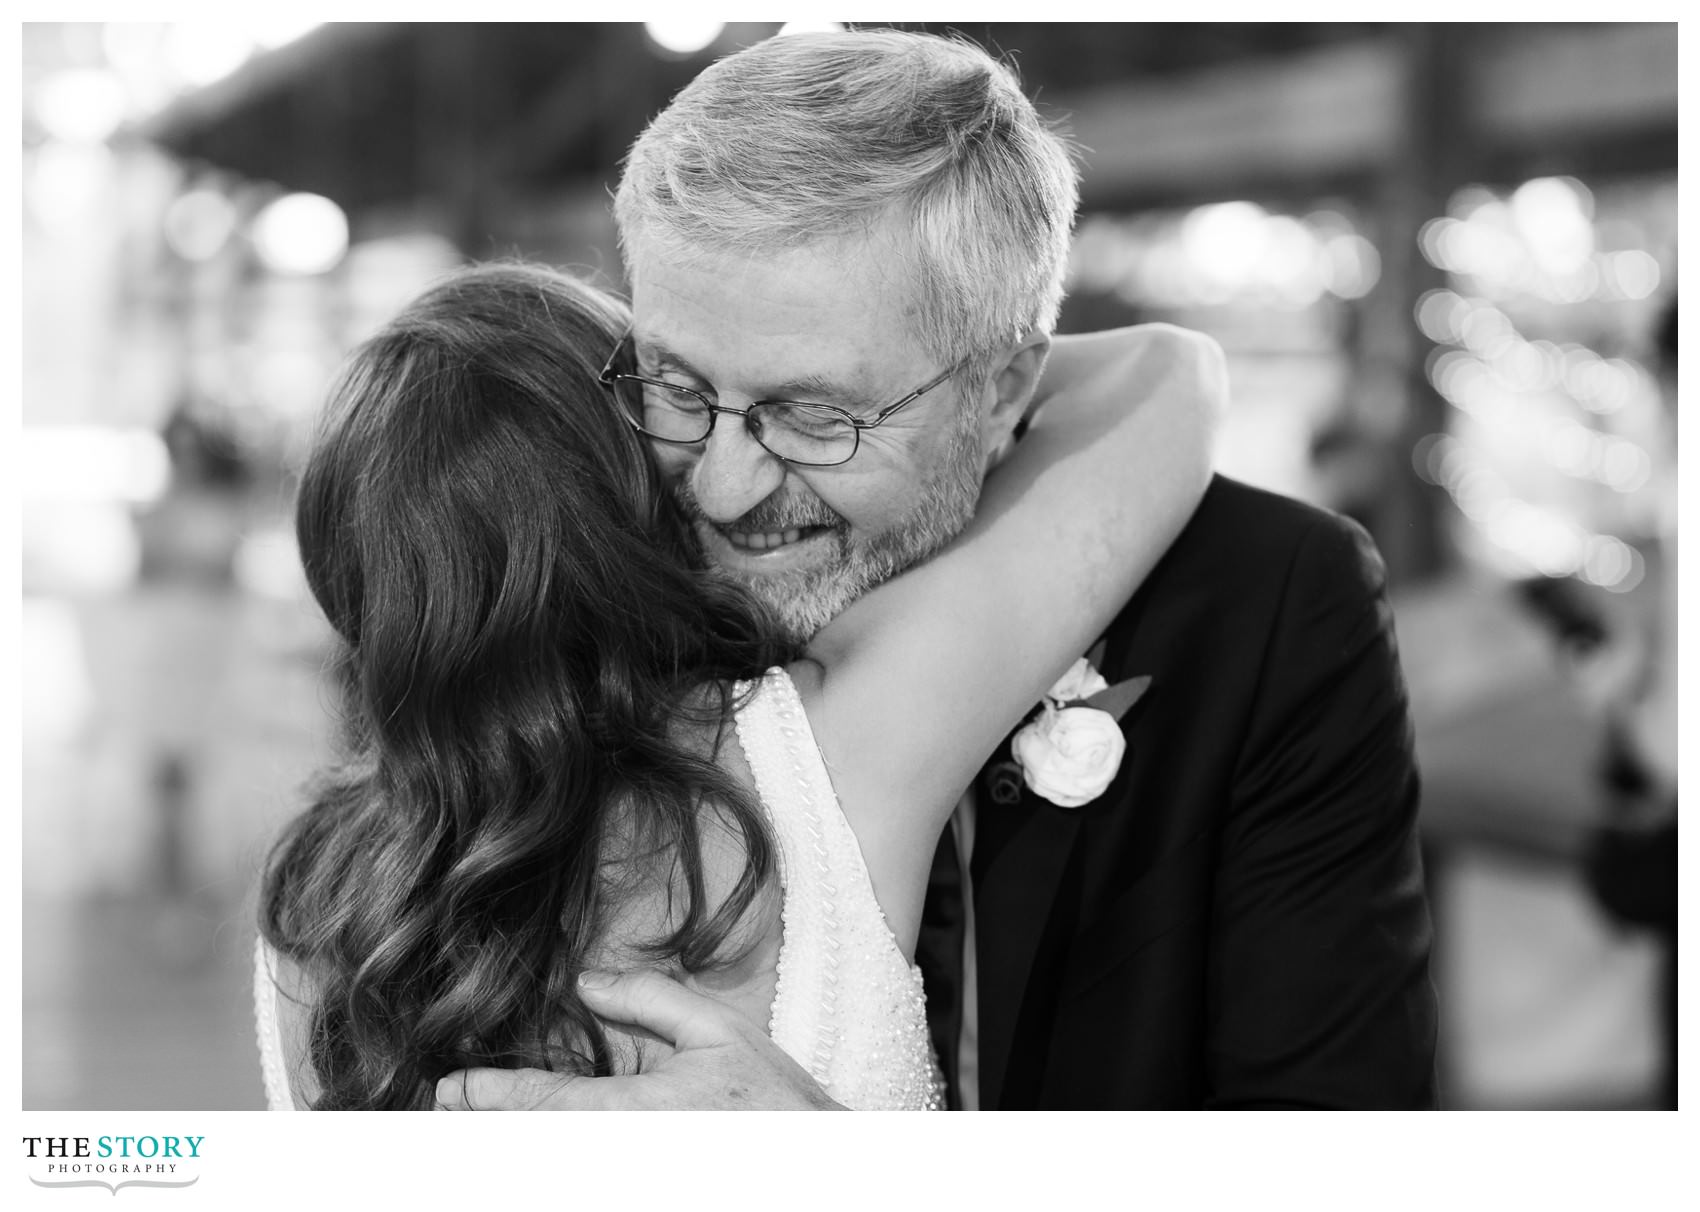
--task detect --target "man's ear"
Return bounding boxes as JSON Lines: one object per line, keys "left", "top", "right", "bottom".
{"left": 978, "top": 331, "right": 1051, "bottom": 460}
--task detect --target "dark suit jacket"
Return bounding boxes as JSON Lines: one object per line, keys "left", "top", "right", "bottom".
{"left": 919, "top": 475, "right": 1439, "bottom": 1109}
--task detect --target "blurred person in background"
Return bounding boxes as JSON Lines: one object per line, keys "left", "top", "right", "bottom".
{"left": 1553, "top": 298, "right": 1676, "bottom": 1108}
{"left": 442, "top": 29, "right": 1436, "bottom": 1111}
{"left": 254, "top": 261, "right": 1218, "bottom": 1109}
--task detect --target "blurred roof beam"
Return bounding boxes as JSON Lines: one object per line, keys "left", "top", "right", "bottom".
{"left": 1063, "top": 40, "right": 1398, "bottom": 207}
{"left": 1476, "top": 23, "right": 1677, "bottom": 141}
{"left": 1063, "top": 23, "right": 1675, "bottom": 209}
{"left": 133, "top": 23, "right": 1675, "bottom": 225}
{"left": 135, "top": 23, "right": 397, "bottom": 146}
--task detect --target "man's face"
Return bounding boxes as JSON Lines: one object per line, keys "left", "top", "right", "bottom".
{"left": 627, "top": 231, "right": 985, "bottom": 644}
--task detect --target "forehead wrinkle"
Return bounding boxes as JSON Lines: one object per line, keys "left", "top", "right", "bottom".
{"left": 630, "top": 228, "right": 931, "bottom": 405}
{"left": 634, "top": 332, "right": 874, "bottom": 409}
{"left": 768, "top": 372, "right": 869, "bottom": 409}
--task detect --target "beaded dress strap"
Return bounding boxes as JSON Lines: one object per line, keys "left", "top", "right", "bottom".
{"left": 252, "top": 937, "right": 297, "bottom": 1111}
{"left": 732, "top": 669, "right": 844, "bottom": 1088}
{"left": 731, "top": 667, "right": 944, "bottom": 1110}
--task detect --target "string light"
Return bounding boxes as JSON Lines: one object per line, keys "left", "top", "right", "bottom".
{"left": 1419, "top": 180, "right": 1664, "bottom": 306}
{"left": 1420, "top": 278, "right": 1654, "bottom": 493}
{"left": 1414, "top": 434, "right": 1645, "bottom": 591}
{"left": 1413, "top": 176, "right": 1667, "bottom": 596}
{"left": 1068, "top": 206, "right": 1378, "bottom": 307}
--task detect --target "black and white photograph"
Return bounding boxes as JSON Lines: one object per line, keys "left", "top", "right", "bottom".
{"left": 13, "top": 15, "right": 1685, "bottom": 1196}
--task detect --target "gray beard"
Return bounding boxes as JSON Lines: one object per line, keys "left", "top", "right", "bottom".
{"left": 678, "top": 422, "right": 983, "bottom": 647}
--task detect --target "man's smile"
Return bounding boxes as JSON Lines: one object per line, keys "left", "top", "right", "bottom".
{"left": 699, "top": 521, "right": 839, "bottom": 571}
{"left": 724, "top": 525, "right": 831, "bottom": 552}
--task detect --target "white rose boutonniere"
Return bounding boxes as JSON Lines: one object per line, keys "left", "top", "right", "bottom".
{"left": 1006, "top": 656, "right": 1152, "bottom": 809}
{"left": 1012, "top": 703, "right": 1126, "bottom": 808}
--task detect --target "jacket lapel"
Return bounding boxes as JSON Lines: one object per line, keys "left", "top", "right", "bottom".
{"left": 970, "top": 767, "right": 1083, "bottom": 1110}
{"left": 965, "top": 608, "right": 1158, "bottom": 1107}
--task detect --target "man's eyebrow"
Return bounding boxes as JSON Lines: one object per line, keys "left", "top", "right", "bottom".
{"left": 767, "top": 374, "right": 866, "bottom": 408}
{"left": 632, "top": 338, "right": 870, "bottom": 409}
{"left": 631, "top": 338, "right": 702, "bottom": 378}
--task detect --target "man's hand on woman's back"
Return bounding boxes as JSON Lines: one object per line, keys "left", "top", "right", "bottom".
{"left": 435, "top": 969, "right": 844, "bottom": 1111}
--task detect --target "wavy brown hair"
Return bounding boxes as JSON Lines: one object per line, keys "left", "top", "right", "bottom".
{"left": 260, "top": 263, "right": 789, "bottom": 1109}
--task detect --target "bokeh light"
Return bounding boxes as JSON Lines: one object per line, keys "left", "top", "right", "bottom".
{"left": 163, "top": 189, "right": 239, "bottom": 261}
{"left": 23, "top": 505, "right": 144, "bottom": 596}
{"left": 163, "top": 24, "right": 255, "bottom": 88}
{"left": 251, "top": 192, "right": 349, "bottom": 275}
{"left": 644, "top": 20, "right": 725, "bottom": 56}
{"left": 26, "top": 142, "right": 117, "bottom": 233}
{"left": 1415, "top": 289, "right": 1468, "bottom": 344}
{"left": 1182, "top": 201, "right": 1268, "bottom": 292}
{"left": 1324, "top": 233, "right": 1380, "bottom": 299}
{"left": 100, "top": 21, "right": 170, "bottom": 74}
{"left": 1070, "top": 202, "right": 1377, "bottom": 309}
{"left": 20, "top": 427, "right": 172, "bottom": 505}
{"left": 1607, "top": 250, "right": 1661, "bottom": 300}
{"left": 1510, "top": 177, "right": 1594, "bottom": 277}
{"left": 21, "top": 601, "right": 97, "bottom": 743}
{"left": 32, "top": 69, "right": 128, "bottom": 142}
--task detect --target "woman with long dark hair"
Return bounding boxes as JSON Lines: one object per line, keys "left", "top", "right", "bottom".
{"left": 255, "top": 262, "right": 1219, "bottom": 1109}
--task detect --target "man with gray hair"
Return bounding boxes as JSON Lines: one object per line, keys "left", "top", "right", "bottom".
{"left": 610, "top": 29, "right": 1083, "bottom": 649}
{"left": 443, "top": 27, "right": 1436, "bottom": 1110}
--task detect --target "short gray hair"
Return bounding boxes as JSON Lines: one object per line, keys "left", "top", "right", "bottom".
{"left": 614, "top": 29, "right": 1080, "bottom": 372}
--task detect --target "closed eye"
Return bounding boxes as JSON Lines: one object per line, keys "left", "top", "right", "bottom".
{"left": 760, "top": 402, "right": 853, "bottom": 436}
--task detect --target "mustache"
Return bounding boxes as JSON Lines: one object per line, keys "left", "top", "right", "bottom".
{"left": 671, "top": 484, "right": 845, "bottom": 534}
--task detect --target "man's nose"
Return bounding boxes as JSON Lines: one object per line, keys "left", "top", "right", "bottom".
{"left": 689, "top": 414, "right": 787, "bottom": 525}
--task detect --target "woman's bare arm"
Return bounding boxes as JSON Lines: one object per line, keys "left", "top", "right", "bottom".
{"left": 802, "top": 324, "right": 1226, "bottom": 948}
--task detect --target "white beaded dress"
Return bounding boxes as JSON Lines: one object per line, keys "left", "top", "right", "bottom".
{"left": 253, "top": 666, "right": 944, "bottom": 1111}
{"left": 729, "top": 667, "right": 944, "bottom": 1110}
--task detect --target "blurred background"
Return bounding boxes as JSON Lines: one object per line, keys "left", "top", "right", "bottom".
{"left": 21, "top": 21, "right": 1678, "bottom": 1110}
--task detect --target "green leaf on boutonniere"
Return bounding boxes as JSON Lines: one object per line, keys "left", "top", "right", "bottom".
{"left": 1081, "top": 675, "right": 1151, "bottom": 723}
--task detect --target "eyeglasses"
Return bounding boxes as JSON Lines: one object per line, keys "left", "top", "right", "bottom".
{"left": 597, "top": 333, "right": 960, "bottom": 468}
